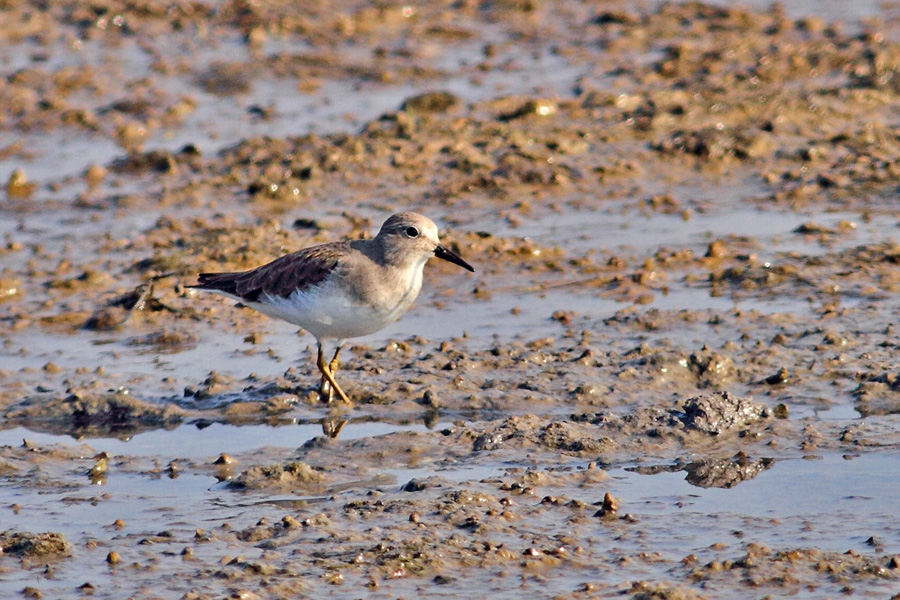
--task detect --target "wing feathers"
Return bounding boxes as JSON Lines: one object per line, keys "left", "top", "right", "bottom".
{"left": 189, "top": 242, "right": 348, "bottom": 302}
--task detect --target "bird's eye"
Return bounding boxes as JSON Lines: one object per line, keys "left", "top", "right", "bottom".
{"left": 406, "top": 226, "right": 419, "bottom": 238}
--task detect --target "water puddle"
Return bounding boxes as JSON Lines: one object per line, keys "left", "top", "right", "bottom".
{"left": 4, "top": 422, "right": 897, "bottom": 545}
{"left": 509, "top": 197, "right": 896, "bottom": 265}
{"left": 692, "top": 0, "right": 892, "bottom": 21}
{"left": 0, "top": 420, "right": 453, "bottom": 459}
{"left": 615, "top": 453, "right": 900, "bottom": 552}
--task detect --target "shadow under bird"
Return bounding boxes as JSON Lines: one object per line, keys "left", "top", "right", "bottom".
{"left": 188, "top": 212, "right": 474, "bottom": 403}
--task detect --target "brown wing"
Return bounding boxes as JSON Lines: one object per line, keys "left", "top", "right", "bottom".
{"left": 189, "top": 242, "right": 348, "bottom": 302}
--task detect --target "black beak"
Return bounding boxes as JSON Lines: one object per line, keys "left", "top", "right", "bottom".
{"left": 434, "top": 244, "right": 474, "bottom": 272}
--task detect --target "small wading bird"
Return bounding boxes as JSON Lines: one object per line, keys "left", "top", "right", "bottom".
{"left": 188, "top": 212, "right": 474, "bottom": 404}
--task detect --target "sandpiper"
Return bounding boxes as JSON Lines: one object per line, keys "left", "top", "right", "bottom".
{"left": 188, "top": 212, "right": 474, "bottom": 404}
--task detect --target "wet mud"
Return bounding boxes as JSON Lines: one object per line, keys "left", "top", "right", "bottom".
{"left": 2, "top": 0, "right": 900, "bottom": 598}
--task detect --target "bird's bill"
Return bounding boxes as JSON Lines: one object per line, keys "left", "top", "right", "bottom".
{"left": 434, "top": 245, "right": 475, "bottom": 272}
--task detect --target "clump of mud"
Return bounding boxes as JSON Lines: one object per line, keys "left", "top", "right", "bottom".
{"left": 680, "top": 391, "right": 771, "bottom": 435}
{"left": 462, "top": 391, "right": 771, "bottom": 464}
{"left": 689, "top": 543, "right": 900, "bottom": 589}
{"left": 229, "top": 460, "right": 328, "bottom": 491}
{"left": 6, "top": 390, "right": 184, "bottom": 437}
{"left": 0, "top": 531, "right": 70, "bottom": 559}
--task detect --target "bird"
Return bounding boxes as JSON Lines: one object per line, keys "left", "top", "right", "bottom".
{"left": 188, "top": 212, "right": 474, "bottom": 404}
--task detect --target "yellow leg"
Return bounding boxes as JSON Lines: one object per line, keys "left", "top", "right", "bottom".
{"left": 319, "top": 367, "right": 331, "bottom": 401}
{"left": 319, "top": 346, "right": 343, "bottom": 401}
{"left": 329, "top": 347, "right": 342, "bottom": 375}
{"left": 316, "top": 344, "right": 350, "bottom": 404}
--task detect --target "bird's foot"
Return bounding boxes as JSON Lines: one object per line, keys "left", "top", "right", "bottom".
{"left": 317, "top": 367, "right": 350, "bottom": 404}
{"left": 316, "top": 346, "right": 351, "bottom": 404}
{"left": 319, "top": 376, "right": 334, "bottom": 403}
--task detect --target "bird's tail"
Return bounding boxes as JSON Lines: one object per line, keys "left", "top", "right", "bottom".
{"left": 187, "top": 272, "right": 241, "bottom": 297}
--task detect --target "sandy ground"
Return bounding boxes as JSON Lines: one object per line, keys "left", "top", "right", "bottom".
{"left": 2, "top": 1, "right": 900, "bottom": 598}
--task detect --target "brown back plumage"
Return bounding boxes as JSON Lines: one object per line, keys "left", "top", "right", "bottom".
{"left": 189, "top": 242, "right": 348, "bottom": 302}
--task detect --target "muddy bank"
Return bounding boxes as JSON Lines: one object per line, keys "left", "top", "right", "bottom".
{"left": 3, "top": 0, "right": 900, "bottom": 598}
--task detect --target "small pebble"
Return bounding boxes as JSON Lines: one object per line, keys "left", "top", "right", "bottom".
{"left": 214, "top": 454, "right": 235, "bottom": 465}
{"left": 594, "top": 492, "right": 619, "bottom": 519}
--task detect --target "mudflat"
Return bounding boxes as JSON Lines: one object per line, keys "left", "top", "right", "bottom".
{"left": 2, "top": 1, "right": 900, "bottom": 598}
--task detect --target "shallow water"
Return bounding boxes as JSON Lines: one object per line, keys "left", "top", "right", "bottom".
{"left": 621, "top": 453, "right": 900, "bottom": 550}
{"left": 6, "top": 424, "right": 897, "bottom": 548}
{"left": 1, "top": 426, "right": 896, "bottom": 598}
{"left": 0, "top": 421, "right": 453, "bottom": 458}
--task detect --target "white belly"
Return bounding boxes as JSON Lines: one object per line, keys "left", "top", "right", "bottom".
{"left": 246, "top": 272, "right": 420, "bottom": 342}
